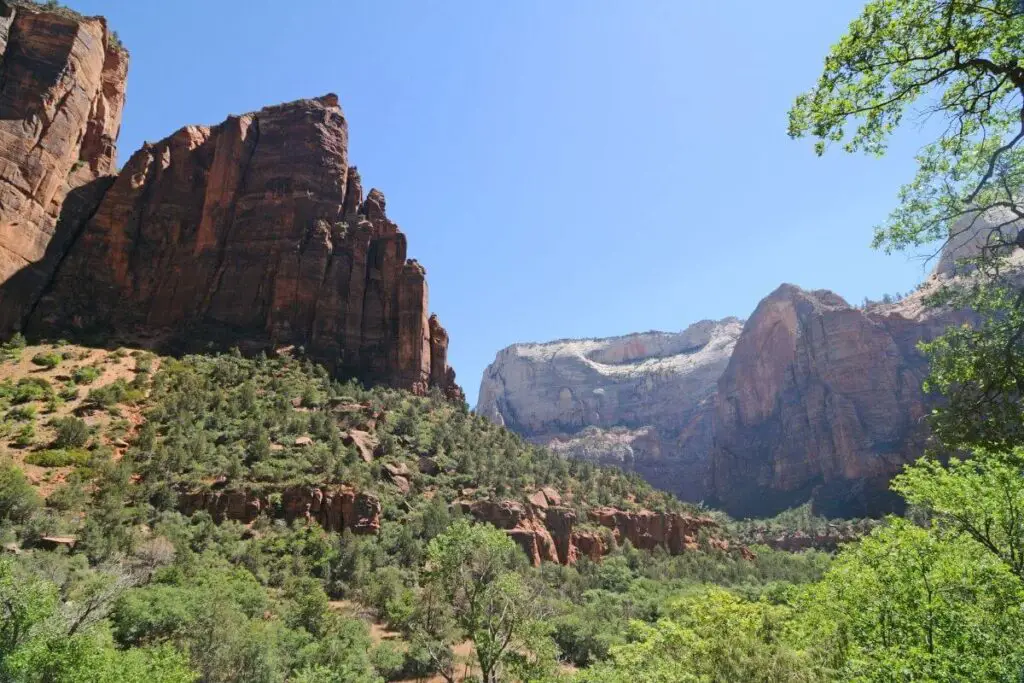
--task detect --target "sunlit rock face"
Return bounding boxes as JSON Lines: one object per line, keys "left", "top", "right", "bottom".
{"left": 0, "top": 1, "right": 127, "bottom": 332}
{"left": 477, "top": 319, "right": 743, "bottom": 502}
{"left": 709, "top": 283, "right": 970, "bottom": 518}
{"left": 9, "top": 93, "right": 461, "bottom": 400}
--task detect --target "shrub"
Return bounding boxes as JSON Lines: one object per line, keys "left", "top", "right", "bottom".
{"left": 51, "top": 416, "right": 89, "bottom": 449}
{"left": 14, "top": 423, "right": 35, "bottom": 448}
{"left": 85, "top": 380, "right": 143, "bottom": 411}
{"left": 9, "top": 404, "right": 37, "bottom": 421}
{"left": 25, "top": 448, "right": 90, "bottom": 467}
{"left": 30, "top": 352, "right": 61, "bottom": 369}
{"left": 0, "top": 333, "right": 26, "bottom": 363}
{"left": 0, "top": 460, "right": 40, "bottom": 523}
{"left": 13, "top": 377, "right": 51, "bottom": 404}
{"left": 72, "top": 366, "right": 101, "bottom": 385}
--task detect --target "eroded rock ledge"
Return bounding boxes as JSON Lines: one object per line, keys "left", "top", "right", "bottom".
{"left": 459, "top": 490, "right": 750, "bottom": 566}
{"left": 178, "top": 486, "right": 383, "bottom": 535}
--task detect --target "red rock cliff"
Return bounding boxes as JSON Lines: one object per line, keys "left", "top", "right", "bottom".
{"left": 710, "top": 284, "right": 970, "bottom": 518}
{"left": 460, "top": 493, "right": 743, "bottom": 566}
{"left": 22, "top": 94, "right": 461, "bottom": 399}
{"left": 0, "top": 1, "right": 127, "bottom": 331}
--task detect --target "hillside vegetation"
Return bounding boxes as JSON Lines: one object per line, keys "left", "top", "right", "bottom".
{"left": 0, "top": 339, "right": 829, "bottom": 682}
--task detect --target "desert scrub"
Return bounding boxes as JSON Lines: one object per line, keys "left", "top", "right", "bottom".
{"left": 84, "top": 380, "right": 143, "bottom": 411}
{"left": 8, "top": 404, "right": 36, "bottom": 421}
{"left": 0, "top": 333, "right": 26, "bottom": 363}
{"left": 58, "top": 383, "right": 79, "bottom": 402}
{"left": 132, "top": 352, "right": 154, "bottom": 373}
{"left": 30, "top": 352, "right": 61, "bottom": 369}
{"left": 12, "top": 378, "right": 52, "bottom": 404}
{"left": 72, "top": 366, "right": 101, "bottom": 385}
{"left": 13, "top": 424, "right": 35, "bottom": 448}
{"left": 25, "top": 448, "right": 90, "bottom": 467}
{"left": 51, "top": 416, "right": 89, "bottom": 449}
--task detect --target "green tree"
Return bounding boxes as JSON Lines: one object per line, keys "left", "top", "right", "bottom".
{"left": 0, "top": 557, "right": 195, "bottom": 682}
{"left": 893, "top": 449, "right": 1024, "bottom": 577}
{"left": 51, "top": 416, "right": 89, "bottom": 449}
{"left": 417, "top": 520, "right": 556, "bottom": 683}
{"left": 576, "top": 588, "right": 820, "bottom": 683}
{"left": 789, "top": 0, "right": 1024, "bottom": 448}
{"left": 0, "top": 461, "right": 40, "bottom": 526}
{"left": 801, "top": 519, "right": 1024, "bottom": 681}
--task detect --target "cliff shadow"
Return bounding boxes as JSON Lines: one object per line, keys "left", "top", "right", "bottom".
{"left": 0, "top": 175, "right": 114, "bottom": 340}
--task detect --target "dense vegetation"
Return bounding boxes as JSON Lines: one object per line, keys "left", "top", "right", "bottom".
{"left": 0, "top": 346, "right": 826, "bottom": 682}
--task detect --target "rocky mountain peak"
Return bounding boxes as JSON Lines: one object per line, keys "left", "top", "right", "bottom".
{"left": 0, "top": 6, "right": 461, "bottom": 400}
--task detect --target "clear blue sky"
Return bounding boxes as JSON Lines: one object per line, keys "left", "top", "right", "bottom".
{"left": 73, "top": 1, "right": 935, "bottom": 406}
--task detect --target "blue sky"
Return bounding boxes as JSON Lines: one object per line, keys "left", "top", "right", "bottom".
{"left": 73, "top": 1, "right": 936, "bottom": 406}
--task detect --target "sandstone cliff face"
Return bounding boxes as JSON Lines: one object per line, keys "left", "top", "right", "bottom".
{"left": 0, "top": 3, "right": 459, "bottom": 399}
{"left": 710, "top": 284, "right": 970, "bottom": 518}
{"left": 476, "top": 319, "right": 742, "bottom": 501}
{"left": 1, "top": 90, "right": 459, "bottom": 399}
{"left": 0, "top": 1, "right": 127, "bottom": 332}
{"left": 179, "top": 486, "right": 381, "bottom": 534}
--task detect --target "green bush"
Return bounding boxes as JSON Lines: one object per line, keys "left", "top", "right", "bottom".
{"left": 13, "top": 423, "right": 35, "bottom": 448}
{"left": 9, "top": 404, "right": 36, "bottom": 421}
{"left": 0, "top": 333, "right": 26, "bottom": 363}
{"left": 72, "top": 365, "right": 101, "bottom": 385}
{"left": 30, "top": 352, "right": 61, "bottom": 369}
{"left": 13, "top": 377, "right": 51, "bottom": 404}
{"left": 25, "top": 448, "right": 90, "bottom": 467}
{"left": 85, "top": 380, "right": 143, "bottom": 411}
{"left": 51, "top": 416, "right": 89, "bottom": 449}
{"left": 0, "top": 460, "right": 41, "bottom": 523}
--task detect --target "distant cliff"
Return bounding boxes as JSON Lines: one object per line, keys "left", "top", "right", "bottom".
{"left": 478, "top": 274, "right": 975, "bottom": 518}
{"left": 0, "top": 3, "right": 461, "bottom": 400}
{"left": 476, "top": 319, "right": 742, "bottom": 502}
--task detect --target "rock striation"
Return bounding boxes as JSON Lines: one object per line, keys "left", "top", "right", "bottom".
{"left": 0, "top": 0, "right": 127, "bottom": 332}
{"left": 178, "top": 485, "right": 382, "bottom": 534}
{"left": 476, "top": 320, "right": 743, "bottom": 501}
{"left": 710, "top": 284, "right": 970, "bottom": 517}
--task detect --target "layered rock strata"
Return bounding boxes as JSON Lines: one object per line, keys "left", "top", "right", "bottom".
{"left": 459, "top": 492, "right": 744, "bottom": 566}
{"left": 178, "top": 486, "right": 382, "bottom": 534}
{"left": 480, "top": 283, "right": 972, "bottom": 518}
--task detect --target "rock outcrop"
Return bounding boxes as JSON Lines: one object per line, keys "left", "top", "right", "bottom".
{"left": 460, "top": 493, "right": 743, "bottom": 566}
{"left": 476, "top": 319, "right": 743, "bottom": 501}
{"left": 710, "top": 284, "right": 971, "bottom": 517}
{"left": 178, "top": 486, "right": 382, "bottom": 534}
{"left": 23, "top": 94, "right": 461, "bottom": 399}
{"left": 0, "top": 1, "right": 127, "bottom": 332}
{"left": 0, "top": 4, "right": 460, "bottom": 399}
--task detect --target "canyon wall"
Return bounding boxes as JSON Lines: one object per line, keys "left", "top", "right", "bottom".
{"left": 0, "top": 0, "right": 126, "bottom": 331}
{"left": 0, "top": 4, "right": 460, "bottom": 400}
{"left": 479, "top": 280, "right": 971, "bottom": 518}
{"left": 476, "top": 319, "right": 742, "bottom": 501}
{"left": 710, "top": 284, "right": 969, "bottom": 517}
